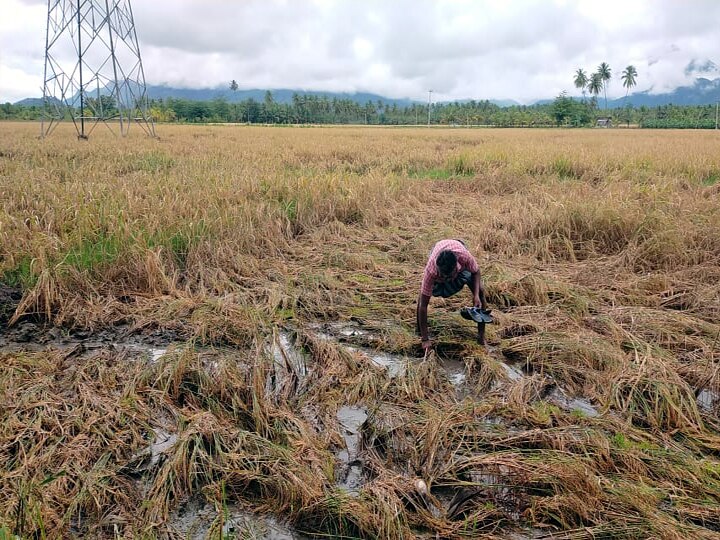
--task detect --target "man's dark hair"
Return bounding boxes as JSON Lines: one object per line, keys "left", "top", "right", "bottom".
{"left": 436, "top": 250, "right": 457, "bottom": 276}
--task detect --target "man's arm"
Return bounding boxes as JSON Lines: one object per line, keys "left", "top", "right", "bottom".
{"left": 417, "top": 293, "right": 432, "bottom": 349}
{"left": 470, "top": 271, "right": 488, "bottom": 310}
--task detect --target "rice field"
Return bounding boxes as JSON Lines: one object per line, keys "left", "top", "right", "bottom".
{"left": 1, "top": 121, "right": 719, "bottom": 539}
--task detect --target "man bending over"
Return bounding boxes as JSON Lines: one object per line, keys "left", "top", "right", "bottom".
{"left": 417, "top": 239, "right": 488, "bottom": 350}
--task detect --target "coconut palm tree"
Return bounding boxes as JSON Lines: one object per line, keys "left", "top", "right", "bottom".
{"left": 588, "top": 72, "right": 603, "bottom": 108}
{"left": 621, "top": 65, "right": 638, "bottom": 127}
{"left": 597, "top": 62, "right": 611, "bottom": 109}
{"left": 574, "top": 68, "right": 589, "bottom": 101}
{"left": 621, "top": 65, "right": 638, "bottom": 100}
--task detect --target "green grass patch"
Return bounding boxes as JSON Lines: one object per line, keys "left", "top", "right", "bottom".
{"left": 146, "top": 221, "right": 209, "bottom": 268}
{"left": 701, "top": 170, "right": 720, "bottom": 186}
{"left": 60, "top": 232, "right": 122, "bottom": 273}
{"left": 118, "top": 151, "right": 175, "bottom": 175}
{"left": 409, "top": 167, "right": 454, "bottom": 180}
{"left": 2, "top": 257, "right": 35, "bottom": 288}
{"left": 447, "top": 154, "right": 476, "bottom": 176}
{"left": 407, "top": 155, "right": 476, "bottom": 180}
{"left": 552, "top": 157, "right": 579, "bottom": 180}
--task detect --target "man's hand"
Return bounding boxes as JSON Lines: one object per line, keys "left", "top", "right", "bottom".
{"left": 421, "top": 339, "right": 433, "bottom": 351}
{"left": 473, "top": 295, "right": 482, "bottom": 308}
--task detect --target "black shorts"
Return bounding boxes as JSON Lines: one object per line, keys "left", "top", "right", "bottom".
{"left": 432, "top": 270, "right": 472, "bottom": 298}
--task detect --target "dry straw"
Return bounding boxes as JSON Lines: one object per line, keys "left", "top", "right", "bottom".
{"left": 1, "top": 122, "right": 719, "bottom": 538}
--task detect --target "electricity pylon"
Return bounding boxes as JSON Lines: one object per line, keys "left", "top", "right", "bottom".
{"left": 41, "top": 0, "right": 155, "bottom": 139}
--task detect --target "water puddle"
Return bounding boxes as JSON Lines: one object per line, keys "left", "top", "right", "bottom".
{"left": 501, "top": 362, "right": 525, "bottom": 382}
{"left": 336, "top": 405, "right": 368, "bottom": 494}
{"left": 548, "top": 388, "right": 599, "bottom": 417}
{"left": 339, "top": 326, "right": 368, "bottom": 338}
{"left": 271, "top": 331, "right": 308, "bottom": 377}
{"left": 125, "top": 427, "right": 178, "bottom": 476}
{"left": 121, "top": 343, "right": 171, "bottom": 363}
{"left": 308, "top": 322, "right": 370, "bottom": 341}
{"left": 149, "top": 428, "right": 178, "bottom": 466}
{"left": 439, "top": 357, "right": 466, "bottom": 386}
{"left": 697, "top": 389, "right": 719, "bottom": 412}
{"left": 346, "top": 345, "right": 407, "bottom": 377}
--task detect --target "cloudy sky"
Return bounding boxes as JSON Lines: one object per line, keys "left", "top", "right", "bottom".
{"left": 1, "top": 0, "right": 718, "bottom": 104}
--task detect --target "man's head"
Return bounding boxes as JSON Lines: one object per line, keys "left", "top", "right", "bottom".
{"left": 436, "top": 250, "right": 457, "bottom": 278}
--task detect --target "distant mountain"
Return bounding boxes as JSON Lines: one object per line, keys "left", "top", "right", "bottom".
{"left": 144, "top": 85, "right": 420, "bottom": 107}
{"left": 612, "top": 77, "right": 720, "bottom": 107}
{"left": 13, "top": 97, "right": 59, "bottom": 107}
{"left": 12, "top": 77, "right": 720, "bottom": 109}
{"left": 150, "top": 87, "right": 518, "bottom": 108}
{"left": 444, "top": 98, "right": 521, "bottom": 107}
{"left": 557, "top": 77, "right": 720, "bottom": 108}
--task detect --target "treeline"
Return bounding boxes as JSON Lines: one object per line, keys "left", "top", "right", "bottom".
{"left": 1, "top": 94, "right": 718, "bottom": 128}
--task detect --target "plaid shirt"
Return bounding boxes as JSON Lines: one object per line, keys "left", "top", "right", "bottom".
{"left": 420, "top": 239, "right": 479, "bottom": 297}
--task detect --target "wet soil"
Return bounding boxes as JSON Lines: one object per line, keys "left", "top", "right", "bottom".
{"left": 0, "top": 285, "right": 22, "bottom": 326}
{"left": 167, "top": 495, "right": 303, "bottom": 539}
{"left": 0, "top": 320, "right": 182, "bottom": 358}
{"left": 1, "top": 317, "right": 603, "bottom": 537}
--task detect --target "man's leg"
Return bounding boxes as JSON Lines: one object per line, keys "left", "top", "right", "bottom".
{"left": 477, "top": 321, "right": 487, "bottom": 345}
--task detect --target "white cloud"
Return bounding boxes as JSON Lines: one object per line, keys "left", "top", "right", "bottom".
{"left": 1, "top": 0, "right": 718, "bottom": 103}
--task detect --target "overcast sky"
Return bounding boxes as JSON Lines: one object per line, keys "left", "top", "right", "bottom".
{"left": 1, "top": 0, "right": 718, "bottom": 104}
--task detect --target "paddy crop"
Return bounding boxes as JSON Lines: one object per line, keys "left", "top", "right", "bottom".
{"left": 1, "top": 122, "right": 719, "bottom": 538}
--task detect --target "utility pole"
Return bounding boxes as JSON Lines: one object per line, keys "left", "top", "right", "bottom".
{"left": 427, "top": 90, "right": 433, "bottom": 127}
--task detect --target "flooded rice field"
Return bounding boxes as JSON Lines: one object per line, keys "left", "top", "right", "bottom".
{"left": 0, "top": 314, "right": 618, "bottom": 539}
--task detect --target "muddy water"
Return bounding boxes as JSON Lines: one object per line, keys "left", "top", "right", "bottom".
{"left": 271, "top": 331, "right": 308, "bottom": 377}
{"left": 548, "top": 387, "right": 599, "bottom": 417}
{"left": 310, "top": 322, "right": 471, "bottom": 386}
{"left": 0, "top": 321, "right": 180, "bottom": 362}
{"left": 697, "top": 389, "right": 719, "bottom": 412}
{"left": 336, "top": 405, "right": 368, "bottom": 494}
{"left": 167, "top": 496, "right": 303, "bottom": 539}
{"left": 500, "top": 361, "right": 525, "bottom": 382}
{"left": 1, "top": 317, "right": 604, "bottom": 537}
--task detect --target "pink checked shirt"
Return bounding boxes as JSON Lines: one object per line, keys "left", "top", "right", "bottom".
{"left": 420, "top": 239, "right": 479, "bottom": 297}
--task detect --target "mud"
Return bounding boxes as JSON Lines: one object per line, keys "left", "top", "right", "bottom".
{"left": 0, "top": 320, "right": 182, "bottom": 361}
{"left": 310, "top": 322, "right": 471, "bottom": 386}
{"left": 271, "top": 331, "right": 308, "bottom": 377}
{"left": 0, "top": 285, "right": 22, "bottom": 326}
{"left": 167, "top": 496, "right": 303, "bottom": 539}
{"left": 336, "top": 405, "right": 368, "bottom": 494}
{"left": 1, "top": 318, "right": 605, "bottom": 537}
{"left": 124, "top": 428, "right": 179, "bottom": 477}
{"left": 548, "top": 387, "right": 599, "bottom": 417}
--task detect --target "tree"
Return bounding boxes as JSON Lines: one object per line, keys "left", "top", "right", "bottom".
{"left": 621, "top": 65, "right": 638, "bottom": 126}
{"left": 597, "top": 62, "right": 611, "bottom": 109}
{"left": 552, "top": 91, "right": 574, "bottom": 125}
{"left": 588, "top": 73, "right": 603, "bottom": 108}
{"left": 621, "top": 65, "right": 637, "bottom": 100}
{"left": 574, "top": 68, "right": 589, "bottom": 101}
{"left": 229, "top": 80, "right": 239, "bottom": 92}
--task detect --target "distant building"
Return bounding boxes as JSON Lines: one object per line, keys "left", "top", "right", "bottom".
{"left": 596, "top": 117, "right": 612, "bottom": 128}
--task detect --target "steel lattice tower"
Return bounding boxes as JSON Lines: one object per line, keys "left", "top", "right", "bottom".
{"left": 41, "top": 0, "right": 155, "bottom": 138}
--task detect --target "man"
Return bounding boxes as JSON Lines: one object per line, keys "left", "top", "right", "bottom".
{"left": 416, "top": 239, "right": 488, "bottom": 350}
